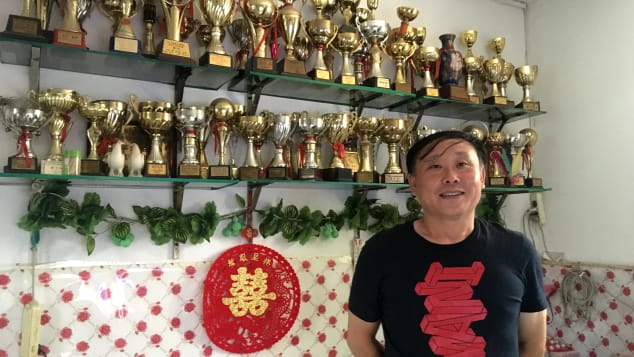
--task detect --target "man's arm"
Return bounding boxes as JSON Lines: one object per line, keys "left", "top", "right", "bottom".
{"left": 346, "top": 312, "right": 384, "bottom": 357}
{"left": 518, "top": 309, "right": 547, "bottom": 357}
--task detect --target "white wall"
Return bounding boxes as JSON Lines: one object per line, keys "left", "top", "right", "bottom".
{"left": 0, "top": 0, "right": 532, "bottom": 265}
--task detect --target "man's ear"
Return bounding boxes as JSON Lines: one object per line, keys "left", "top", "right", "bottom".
{"left": 480, "top": 166, "right": 486, "bottom": 189}
{"left": 408, "top": 174, "right": 416, "bottom": 195}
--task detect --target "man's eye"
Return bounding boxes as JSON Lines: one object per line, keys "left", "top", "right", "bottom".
{"left": 428, "top": 164, "right": 441, "bottom": 169}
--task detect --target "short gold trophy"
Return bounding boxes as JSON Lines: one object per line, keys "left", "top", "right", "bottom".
{"left": 242, "top": 0, "right": 278, "bottom": 72}
{"left": 322, "top": 112, "right": 356, "bottom": 182}
{"left": 519, "top": 128, "right": 542, "bottom": 187}
{"left": 141, "top": 1, "right": 157, "bottom": 57}
{"left": 482, "top": 57, "right": 507, "bottom": 105}
{"left": 462, "top": 30, "right": 483, "bottom": 104}
{"left": 3, "top": 0, "right": 53, "bottom": 42}
{"left": 157, "top": 0, "right": 195, "bottom": 63}
{"left": 499, "top": 61, "right": 515, "bottom": 106}
{"left": 485, "top": 131, "right": 508, "bottom": 186}
{"left": 198, "top": 0, "right": 235, "bottom": 67}
{"left": 411, "top": 28, "right": 441, "bottom": 97}
{"left": 515, "top": 65, "right": 540, "bottom": 111}
{"left": 305, "top": 0, "right": 339, "bottom": 81}
{"left": 98, "top": 0, "right": 142, "bottom": 53}
{"left": 378, "top": 117, "right": 409, "bottom": 184}
{"left": 139, "top": 101, "right": 174, "bottom": 177}
{"left": 297, "top": 112, "right": 326, "bottom": 180}
{"left": 237, "top": 114, "right": 268, "bottom": 179}
{"left": 174, "top": 105, "right": 207, "bottom": 177}
{"left": 354, "top": 116, "right": 382, "bottom": 183}
{"left": 208, "top": 97, "right": 234, "bottom": 179}
{"left": 78, "top": 97, "right": 108, "bottom": 175}
{"left": 277, "top": 0, "right": 305, "bottom": 76}
{"left": 53, "top": 0, "right": 93, "bottom": 48}
{"left": 332, "top": 30, "right": 361, "bottom": 85}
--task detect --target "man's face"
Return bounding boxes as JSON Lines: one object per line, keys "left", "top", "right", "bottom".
{"left": 408, "top": 139, "right": 486, "bottom": 220}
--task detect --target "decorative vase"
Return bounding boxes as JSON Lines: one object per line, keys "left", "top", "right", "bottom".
{"left": 437, "top": 33, "right": 464, "bottom": 87}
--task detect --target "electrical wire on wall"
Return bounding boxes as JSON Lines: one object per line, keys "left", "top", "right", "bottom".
{"left": 560, "top": 269, "right": 597, "bottom": 321}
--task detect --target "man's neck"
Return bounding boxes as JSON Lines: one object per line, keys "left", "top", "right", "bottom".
{"left": 413, "top": 215, "right": 476, "bottom": 245}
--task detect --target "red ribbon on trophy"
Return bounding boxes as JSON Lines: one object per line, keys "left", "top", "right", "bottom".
{"left": 18, "top": 130, "right": 31, "bottom": 167}
{"left": 333, "top": 141, "right": 347, "bottom": 166}
{"left": 203, "top": 244, "right": 300, "bottom": 353}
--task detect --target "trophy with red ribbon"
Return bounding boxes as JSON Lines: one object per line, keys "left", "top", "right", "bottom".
{"left": 322, "top": 112, "right": 357, "bottom": 181}
{"left": 485, "top": 131, "right": 509, "bottom": 186}
{"left": 207, "top": 97, "right": 234, "bottom": 179}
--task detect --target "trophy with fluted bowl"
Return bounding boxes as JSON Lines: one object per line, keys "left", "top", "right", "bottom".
{"left": 354, "top": 115, "right": 382, "bottom": 182}
{"left": 297, "top": 112, "right": 326, "bottom": 180}
{"left": 198, "top": 0, "right": 235, "bottom": 67}
{"left": 78, "top": 97, "right": 110, "bottom": 175}
{"left": 412, "top": 44, "right": 440, "bottom": 97}
{"left": 322, "top": 112, "right": 357, "bottom": 182}
{"left": 482, "top": 57, "right": 507, "bottom": 105}
{"left": 207, "top": 97, "right": 234, "bottom": 179}
{"left": 156, "top": 0, "right": 195, "bottom": 62}
{"left": 277, "top": 0, "right": 305, "bottom": 75}
{"left": 378, "top": 117, "right": 410, "bottom": 184}
{"left": 98, "top": 0, "right": 141, "bottom": 53}
{"left": 515, "top": 65, "right": 540, "bottom": 111}
{"left": 385, "top": 6, "right": 418, "bottom": 92}
{"left": 53, "top": 0, "right": 93, "bottom": 48}
{"left": 485, "top": 131, "right": 508, "bottom": 186}
{"left": 93, "top": 97, "right": 137, "bottom": 175}
{"left": 242, "top": 0, "right": 278, "bottom": 72}
{"left": 267, "top": 112, "right": 297, "bottom": 179}
{"left": 174, "top": 105, "right": 207, "bottom": 177}
{"left": 462, "top": 30, "right": 483, "bottom": 103}
{"left": 237, "top": 114, "right": 268, "bottom": 179}
{"left": 138, "top": 101, "right": 174, "bottom": 177}
{"left": 305, "top": 0, "right": 339, "bottom": 81}
{"left": 356, "top": 2, "right": 390, "bottom": 88}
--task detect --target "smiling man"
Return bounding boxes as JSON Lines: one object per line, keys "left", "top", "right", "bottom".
{"left": 347, "top": 130, "right": 547, "bottom": 357}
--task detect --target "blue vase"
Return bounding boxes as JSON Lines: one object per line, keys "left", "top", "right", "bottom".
{"left": 438, "top": 33, "right": 464, "bottom": 86}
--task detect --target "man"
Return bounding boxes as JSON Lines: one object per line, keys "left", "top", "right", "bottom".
{"left": 347, "top": 130, "right": 547, "bottom": 356}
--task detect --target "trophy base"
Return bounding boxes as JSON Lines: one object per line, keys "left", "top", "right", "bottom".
{"left": 517, "top": 101, "right": 541, "bottom": 111}
{"left": 267, "top": 167, "right": 290, "bottom": 179}
{"left": 209, "top": 165, "right": 232, "bottom": 179}
{"left": 109, "top": 36, "right": 141, "bottom": 54}
{"left": 392, "top": 82, "right": 413, "bottom": 93}
{"left": 298, "top": 168, "right": 322, "bottom": 180}
{"left": 382, "top": 172, "right": 405, "bottom": 184}
{"left": 323, "top": 167, "right": 353, "bottom": 182}
{"left": 509, "top": 175, "right": 525, "bottom": 187}
{"left": 239, "top": 167, "right": 260, "bottom": 180}
{"left": 2, "top": 15, "right": 51, "bottom": 42}
{"left": 344, "top": 151, "right": 360, "bottom": 174}
{"left": 178, "top": 163, "right": 201, "bottom": 178}
{"left": 364, "top": 76, "right": 391, "bottom": 89}
{"left": 4, "top": 157, "right": 38, "bottom": 173}
{"left": 355, "top": 171, "right": 379, "bottom": 183}
{"left": 156, "top": 39, "right": 195, "bottom": 64}
{"left": 144, "top": 163, "right": 169, "bottom": 177}
{"left": 417, "top": 87, "right": 439, "bottom": 97}
{"left": 277, "top": 58, "right": 306, "bottom": 77}
{"left": 80, "top": 159, "right": 104, "bottom": 176}
{"left": 41, "top": 160, "right": 64, "bottom": 175}
{"left": 487, "top": 176, "right": 507, "bottom": 187}
{"left": 247, "top": 56, "right": 276, "bottom": 73}
{"left": 199, "top": 52, "right": 233, "bottom": 68}
{"left": 53, "top": 28, "right": 86, "bottom": 48}
{"left": 336, "top": 74, "right": 356, "bottom": 85}
{"left": 484, "top": 96, "right": 508, "bottom": 105}
{"left": 525, "top": 177, "right": 543, "bottom": 188}
{"left": 307, "top": 68, "right": 332, "bottom": 81}
{"left": 439, "top": 85, "right": 469, "bottom": 101}
{"left": 468, "top": 95, "right": 481, "bottom": 104}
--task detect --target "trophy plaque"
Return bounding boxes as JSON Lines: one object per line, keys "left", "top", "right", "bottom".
{"left": 277, "top": 0, "right": 306, "bottom": 76}
{"left": 198, "top": 0, "right": 235, "bottom": 67}
{"left": 156, "top": 0, "right": 195, "bottom": 63}
{"left": 485, "top": 131, "right": 508, "bottom": 186}
{"left": 243, "top": 0, "right": 278, "bottom": 72}
{"left": 297, "top": 112, "right": 326, "bottom": 180}
{"left": 138, "top": 101, "right": 174, "bottom": 177}
{"left": 3, "top": 0, "right": 54, "bottom": 42}
{"left": 519, "top": 128, "right": 542, "bottom": 187}
{"left": 98, "top": 0, "right": 142, "bottom": 54}
{"left": 322, "top": 112, "right": 356, "bottom": 182}
{"left": 354, "top": 116, "right": 381, "bottom": 183}
{"left": 378, "top": 118, "right": 408, "bottom": 184}
{"left": 237, "top": 115, "right": 268, "bottom": 179}
{"left": 462, "top": 30, "right": 483, "bottom": 104}
{"left": 515, "top": 65, "right": 541, "bottom": 111}
{"left": 53, "top": 0, "right": 93, "bottom": 48}
{"left": 175, "top": 106, "right": 207, "bottom": 178}
{"left": 267, "top": 113, "right": 297, "bottom": 179}
{"left": 208, "top": 98, "right": 234, "bottom": 179}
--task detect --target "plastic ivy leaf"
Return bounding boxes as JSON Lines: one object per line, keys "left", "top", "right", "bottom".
{"left": 86, "top": 236, "right": 96, "bottom": 255}
{"left": 235, "top": 194, "right": 246, "bottom": 208}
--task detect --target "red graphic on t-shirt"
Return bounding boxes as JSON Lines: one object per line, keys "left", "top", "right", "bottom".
{"left": 415, "top": 262, "right": 487, "bottom": 356}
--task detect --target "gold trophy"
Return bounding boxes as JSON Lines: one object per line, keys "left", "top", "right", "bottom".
{"left": 485, "top": 131, "right": 508, "bottom": 186}
{"left": 515, "top": 65, "right": 540, "bottom": 111}
{"left": 482, "top": 57, "right": 507, "bottom": 105}
{"left": 3, "top": 0, "right": 54, "bottom": 42}
{"left": 0, "top": 97, "right": 50, "bottom": 173}
{"left": 78, "top": 97, "right": 107, "bottom": 175}
{"left": 156, "top": 0, "right": 195, "bottom": 63}
{"left": 491, "top": 36, "right": 505, "bottom": 59}
{"left": 237, "top": 114, "right": 268, "bottom": 179}
{"left": 93, "top": 97, "right": 137, "bottom": 173}
{"left": 267, "top": 113, "right": 297, "bottom": 179}
{"left": 412, "top": 45, "right": 439, "bottom": 97}
{"left": 242, "top": 0, "right": 278, "bottom": 72}
{"left": 53, "top": 0, "right": 93, "bottom": 48}
{"left": 29, "top": 89, "right": 78, "bottom": 175}
{"left": 98, "top": 0, "right": 142, "bottom": 53}
{"left": 174, "top": 106, "right": 207, "bottom": 177}
{"left": 378, "top": 117, "right": 409, "bottom": 184}
{"left": 138, "top": 101, "right": 174, "bottom": 177}
{"left": 322, "top": 112, "right": 357, "bottom": 182}
{"left": 462, "top": 30, "right": 483, "bottom": 103}
{"left": 297, "top": 112, "right": 326, "bottom": 180}
{"left": 499, "top": 61, "right": 515, "bottom": 105}
{"left": 519, "top": 128, "right": 542, "bottom": 187}
{"left": 141, "top": 1, "right": 157, "bottom": 57}
{"left": 198, "top": 0, "right": 235, "bottom": 67}
{"left": 332, "top": 30, "right": 361, "bottom": 85}
{"left": 385, "top": 6, "right": 418, "bottom": 93}
{"left": 356, "top": 2, "right": 390, "bottom": 88}
{"left": 355, "top": 116, "right": 382, "bottom": 182}
{"left": 507, "top": 132, "right": 529, "bottom": 187}
{"left": 305, "top": 0, "right": 339, "bottom": 81}
{"left": 208, "top": 97, "right": 234, "bottom": 179}
{"left": 277, "top": 0, "right": 305, "bottom": 75}
{"left": 227, "top": 17, "right": 252, "bottom": 70}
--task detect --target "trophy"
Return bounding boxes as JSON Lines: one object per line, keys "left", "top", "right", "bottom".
{"left": 93, "top": 97, "right": 136, "bottom": 173}
{"left": 297, "top": 112, "right": 326, "bottom": 180}
{"left": 242, "top": 0, "right": 278, "bottom": 72}
{"left": 491, "top": 36, "right": 505, "bottom": 59}
{"left": 412, "top": 38, "right": 441, "bottom": 97}
{"left": 78, "top": 97, "right": 106, "bottom": 175}
{"left": 485, "top": 131, "right": 508, "bottom": 186}
{"left": 322, "top": 112, "right": 357, "bottom": 182}
{"left": 462, "top": 30, "right": 483, "bottom": 103}
{"left": 156, "top": 0, "right": 195, "bottom": 63}
{"left": 499, "top": 61, "right": 515, "bottom": 105}
{"left": 354, "top": 116, "right": 382, "bottom": 182}
{"left": 332, "top": 30, "right": 361, "bottom": 84}
{"left": 277, "top": 0, "right": 305, "bottom": 75}
{"left": 198, "top": 0, "right": 235, "bottom": 67}
{"left": 378, "top": 117, "right": 409, "bottom": 184}
{"left": 515, "top": 65, "right": 540, "bottom": 111}
{"left": 519, "top": 128, "right": 541, "bottom": 187}
{"left": 482, "top": 57, "right": 507, "bottom": 105}
{"left": 53, "top": 0, "right": 94, "bottom": 48}
{"left": 385, "top": 6, "right": 418, "bottom": 93}
{"left": 0, "top": 97, "right": 50, "bottom": 173}
{"left": 267, "top": 113, "right": 297, "bottom": 179}
{"left": 437, "top": 33, "right": 468, "bottom": 101}
{"left": 356, "top": 5, "right": 390, "bottom": 88}
{"left": 207, "top": 97, "right": 234, "bottom": 179}
{"left": 237, "top": 114, "right": 268, "bottom": 179}
{"left": 174, "top": 106, "right": 207, "bottom": 177}
{"left": 305, "top": 0, "right": 339, "bottom": 81}
{"left": 142, "top": 0, "right": 157, "bottom": 56}
{"left": 98, "top": 0, "right": 141, "bottom": 53}
{"left": 138, "top": 101, "right": 174, "bottom": 177}
{"left": 3, "top": 0, "right": 54, "bottom": 42}
{"left": 227, "top": 18, "right": 252, "bottom": 70}
{"left": 507, "top": 131, "right": 528, "bottom": 187}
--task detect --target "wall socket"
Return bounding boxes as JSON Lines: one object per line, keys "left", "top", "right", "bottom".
{"left": 529, "top": 192, "right": 547, "bottom": 225}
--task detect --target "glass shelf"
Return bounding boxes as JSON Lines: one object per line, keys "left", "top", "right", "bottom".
{"left": 0, "top": 35, "right": 238, "bottom": 90}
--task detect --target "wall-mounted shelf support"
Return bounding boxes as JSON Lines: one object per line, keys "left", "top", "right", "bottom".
{"left": 172, "top": 182, "right": 186, "bottom": 259}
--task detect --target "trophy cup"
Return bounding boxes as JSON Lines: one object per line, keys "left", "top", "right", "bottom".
{"left": 94, "top": 97, "right": 136, "bottom": 173}
{"left": 0, "top": 97, "right": 50, "bottom": 173}
{"left": 482, "top": 57, "right": 507, "bottom": 105}
{"left": 207, "top": 97, "right": 234, "bottom": 179}
{"left": 437, "top": 33, "right": 468, "bottom": 101}
{"left": 378, "top": 117, "right": 409, "bottom": 184}
{"left": 98, "top": 0, "right": 142, "bottom": 53}
{"left": 267, "top": 113, "right": 297, "bottom": 179}
{"left": 354, "top": 116, "right": 381, "bottom": 182}
{"left": 499, "top": 61, "right": 515, "bottom": 105}
{"left": 242, "top": 0, "right": 278, "bottom": 72}
{"left": 53, "top": 0, "right": 94, "bottom": 48}
{"left": 332, "top": 30, "right": 361, "bottom": 85}
{"left": 491, "top": 36, "right": 505, "bottom": 59}
{"left": 3, "top": 0, "right": 54, "bottom": 42}
{"left": 237, "top": 114, "right": 268, "bottom": 179}
{"left": 322, "top": 112, "right": 357, "bottom": 182}
{"left": 198, "top": 0, "right": 235, "bottom": 67}
{"left": 142, "top": 0, "right": 157, "bottom": 56}
{"left": 507, "top": 131, "right": 528, "bottom": 187}
{"left": 78, "top": 97, "right": 106, "bottom": 175}
{"left": 297, "top": 112, "right": 326, "bottom": 180}
{"left": 138, "top": 101, "right": 174, "bottom": 177}
{"left": 356, "top": 6, "right": 390, "bottom": 88}
{"left": 485, "top": 131, "right": 508, "bottom": 186}
{"left": 227, "top": 18, "right": 252, "bottom": 70}
{"left": 515, "top": 65, "right": 540, "bottom": 111}
{"left": 519, "top": 128, "right": 542, "bottom": 187}
{"left": 174, "top": 106, "right": 207, "bottom": 177}
{"left": 277, "top": 0, "right": 305, "bottom": 76}
{"left": 156, "top": 0, "right": 195, "bottom": 63}
{"left": 29, "top": 89, "right": 79, "bottom": 175}
{"left": 305, "top": 0, "right": 339, "bottom": 81}
{"left": 385, "top": 6, "right": 418, "bottom": 93}
{"left": 412, "top": 45, "right": 439, "bottom": 96}
{"left": 462, "top": 30, "right": 483, "bottom": 103}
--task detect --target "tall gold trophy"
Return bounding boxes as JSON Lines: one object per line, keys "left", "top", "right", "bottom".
{"left": 515, "top": 65, "right": 540, "bottom": 111}
{"left": 519, "top": 128, "right": 542, "bottom": 187}
{"left": 157, "top": 0, "right": 195, "bottom": 63}
{"left": 482, "top": 57, "right": 507, "bottom": 105}
{"left": 322, "top": 112, "right": 357, "bottom": 182}
{"left": 242, "top": 0, "right": 278, "bottom": 72}
{"left": 53, "top": 0, "right": 93, "bottom": 48}
{"left": 385, "top": 6, "right": 418, "bottom": 93}
{"left": 3, "top": 0, "right": 54, "bottom": 42}
{"left": 78, "top": 97, "right": 107, "bottom": 175}
{"left": 507, "top": 132, "right": 528, "bottom": 187}
{"left": 462, "top": 30, "right": 483, "bottom": 103}
{"left": 485, "top": 131, "right": 508, "bottom": 186}
{"left": 98, "top": 0, "right": 142, "bottom": 53}
{"left": 378, "top": 117, "right": 409, "bottom": 184}
{"left": 141, "top": 1, "right": 157, "bottom": 57}
{"left": 208, "top": 97, "right": 235, "bottom": 179}
{"left": 412, "top": 40, "right": 441, "bottom": 97}
{"left": 237, "top": 114, "right": 268, "bottom": 179}
{"left": 277, "top": 0, "right": 305, "bottom": 75}
{"left": 138, "top": 101, "right": 174, "bottom": 177}
{"left": 305, "top": 0, "right": 339, "bottom": 81}
{"left": 354, "top": 116, "right": 382, "bottom": 182}
{"left": 198, "top": 0, "right": 235, "bottom": 67}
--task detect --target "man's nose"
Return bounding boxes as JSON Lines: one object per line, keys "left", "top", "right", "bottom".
{"left": 442, "top": 167, "right": 459, "bottom": 183}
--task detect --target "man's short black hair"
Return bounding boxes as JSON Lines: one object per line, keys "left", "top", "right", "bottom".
{"left": 406, "top": 130, "right": 488, "bottom": 174}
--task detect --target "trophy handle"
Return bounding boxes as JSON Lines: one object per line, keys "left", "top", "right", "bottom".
{"left": 78, "top": 95, "right": 92, "bottom": 108}
{"left": 27, "top": 89, "right": 38, "bottom": 106}
{"left": 127, "top": 94, "right": 139, "bottom": 125}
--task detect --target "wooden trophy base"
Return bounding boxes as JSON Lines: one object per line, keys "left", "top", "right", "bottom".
{"left": 277, "top": 58, "right": 306, "bottom": 77}
{"left": 2, "top": 15, "right": 51, "bottom": 42}
{"left": 156, "top": 39, "right": 195, "bottom": 64}
{"left": 336, "top": 74, "right": 356, "bottom": 85}
{"left": 109, "top": 36, "right": 141, "bottom": 54}
{"left": 439, "top": 85, "right": 469, "bottom": 101}
{"left": 298, "top": 168, "right": 322, "bottom": 180}
{"left": 525, "top": 177, "right": 543, "bottom": 188}
{"left": 209, "top": 165, "right": 232, "bottom": 179}
{"left": 392, "top": 82, "right": 413, "bottom": 93}
{"left": 80, "top": 159, "right": 104, "bottom": 176}
{"left": 364, "top": 76, "right": 391, "bottom": 89}
{"left": 199, "top": 52, "right": 233, "bottom": 68}
{"left": 53, "top": 28, "right": 86, "bottom": 48}
{"left": 143, "top": 163, "right": 169, "bottom": 177}
{"left": 307, "top": 68, "right": 331, "bottom": 81}
{"left": 487, "top": 176, "right": 507, "bottom": 187}
{"left": 382, "top": 172, "right": 405, "bottom": 184}
{"left": 484, "top": 96, "right": 508, "bottom": 105}
{"left": 417, "top": 87, "right": 439, "bottom": 97}
{"left": 41, "top": 159, "right": 64, "bottom": 175}
{"left": 239, "top": 167, "right": 259, "bottom": 180}
{"left": 517, "top": 101, "right": 541, "bottom": 111}
{"left": 468, "top": 95, "right": 481, "bottom": 104}
{"left": 4, "top": 157, "right": 38, "bottom": 173}
{"left": 267, "top": 167, "right": 290, "bottom": 179}
{"left": 178, "top": 163, "right": 201, "bottom": 178}
{"left": 247, "top": 56, "right": 276, "bottom": 73}
{"left": 355, "top": 171, "right": 379, "bottom": 183}
{"left": 323, "top": 167, "right": 353, "bottom": 182}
